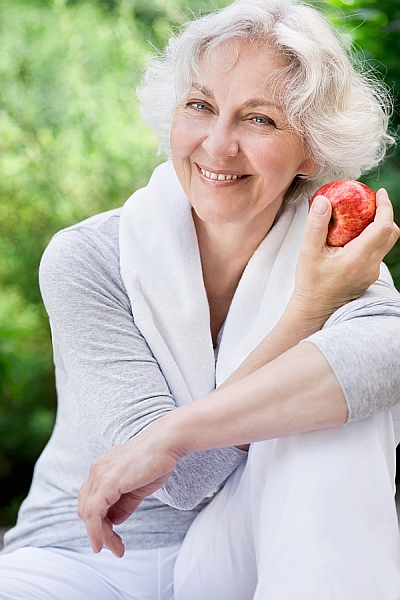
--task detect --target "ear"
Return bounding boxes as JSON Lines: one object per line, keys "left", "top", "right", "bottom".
{"left": 297, "top": 156, "right": 317, "bottom": 178}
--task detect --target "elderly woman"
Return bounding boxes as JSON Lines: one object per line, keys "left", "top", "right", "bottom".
{"left": 1, "top": 0, "right": 400, "bottom": 598}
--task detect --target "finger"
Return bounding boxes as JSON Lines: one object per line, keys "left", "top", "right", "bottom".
{"left": 346, "top": 219, "right": 394, "bottom": 256}
{"left": 370, "top": 224, "right": 400, "bottom": 264}
{"left": 102, "top": 516, "right": 125, "bottom": 558}
{"left": 375, "top": 188, "right": 394, "bottom": 222}
{"left": 304, "top": 195, "right": 332, "bottom": 253}
{"left": 77, "top": 481, "right": 102, "bottom": 553}
{"left": 83, "top": 512, "right": 105, "bottom": 554}
{"left": 77, "top": 474, "right": 94, "bottom": 504}
{"left": 375, "top": 189, "right": 400, "bottom": 245}
{"left": 107, "top": 493, "right": 143, "bottom": 526}
{"left": 345, "top": 189, "right": 398, "bottom": 257}
{"left": 77, "top": 487, "right": 110, "bottom": 553}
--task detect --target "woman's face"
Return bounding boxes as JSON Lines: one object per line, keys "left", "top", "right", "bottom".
{"left": 170, "top": 39, "right": 315, "bottom": 232}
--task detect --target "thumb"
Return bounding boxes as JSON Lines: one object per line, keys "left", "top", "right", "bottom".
{"left": 304, "top": 195, "right": 332, "bottom": 251}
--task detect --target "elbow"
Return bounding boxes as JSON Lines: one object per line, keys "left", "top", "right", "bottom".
{"left": 152, "top": 485, "right": 203, "bottom": 510}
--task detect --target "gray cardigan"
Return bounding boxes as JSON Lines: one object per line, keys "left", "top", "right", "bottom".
{"left": 3, "top": 208, "right": 400, "bottom": 553}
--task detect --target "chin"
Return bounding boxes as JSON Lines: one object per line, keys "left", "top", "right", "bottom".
{"left": 192, "top": 207, "right": 241, "bottom": 225}
{"left": 190, "top": 196, "right": 244, "bottom": 225}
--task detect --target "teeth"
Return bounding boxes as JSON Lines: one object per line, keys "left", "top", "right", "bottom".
{"left": 201, "top": 168, "right": 242, "bottom": 181}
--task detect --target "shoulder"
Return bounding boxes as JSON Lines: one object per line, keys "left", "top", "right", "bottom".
{"left": 39, "top": 208, "right": 129, "bottom": 312}
{"left": 42, "top": 208, "right": 121, "bottom": 266}
{"left": 325, "top": 265, "right": 400, "bottom": 327}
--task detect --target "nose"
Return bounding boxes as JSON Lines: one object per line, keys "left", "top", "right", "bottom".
{"left": 201, "top": 117, "right": 239, "bottom": 160}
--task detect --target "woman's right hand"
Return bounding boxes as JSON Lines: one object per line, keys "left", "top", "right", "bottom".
{"left": 292, "top": 188, "right": 399, "bottom": 321}
{"left": 77, "top": 425, "right": 182, "bottom": 557}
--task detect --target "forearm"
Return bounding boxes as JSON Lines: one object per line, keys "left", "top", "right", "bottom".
{"left": 152, "top": 447, "right": 246, "bottom": 509}
{"left": 155, "top": 342, "right": 348, "bottom": 458}
{"left": 220, "top": 295, "right": 332, "bottom": 389}
{"left": 219, "top": 298, "right": 332, "bottom": 451}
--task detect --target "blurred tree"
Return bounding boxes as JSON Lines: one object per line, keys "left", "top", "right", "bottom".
{"left": 0, "top": 0, "right": 162, "bottom": 524}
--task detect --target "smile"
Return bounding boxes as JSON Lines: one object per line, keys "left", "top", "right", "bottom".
{"left": 200, "top": 168, "right": 245, "bottom": 181}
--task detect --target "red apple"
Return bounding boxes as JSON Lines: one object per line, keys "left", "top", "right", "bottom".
{"left": 310, "top": 180, "right": 376, "bottom": 247}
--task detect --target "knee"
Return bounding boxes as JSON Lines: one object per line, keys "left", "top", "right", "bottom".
{"left": 248, "top": 411, "right": 396, "bottom": 493}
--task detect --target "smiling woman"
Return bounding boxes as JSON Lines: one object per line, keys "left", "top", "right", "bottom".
{"left": 1, "top": 1, "right": 400, "bottom": 599}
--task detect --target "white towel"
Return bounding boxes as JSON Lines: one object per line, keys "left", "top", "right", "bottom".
{"left": 119, "top": 160, "right": 308, "bottom": 406}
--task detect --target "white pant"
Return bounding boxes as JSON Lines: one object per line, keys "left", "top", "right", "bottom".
{"left": 174, "top": 410, "right": 400, "bottom": 600}
{"left": 1, "top": 411, "right": 400, "bottom": 599}
{"left": 0, "top": 545, "right": 180, "bottom": 599}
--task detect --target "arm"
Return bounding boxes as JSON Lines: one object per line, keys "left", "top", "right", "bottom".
{"left": 77, "top": 191, "right": 400, "bottom": 555}
{"left": 221, "top": 188, "right": 399, "bottom": 389}
{"left": 75, "top": 343, "right": 347, "bottom": 557}
{"left": 39, "top": 213, "right": 247, "bottom": 507}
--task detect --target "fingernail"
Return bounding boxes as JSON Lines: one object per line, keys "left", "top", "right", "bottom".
{"left": 312, "top": 196, "right": 328, "bottom": 215}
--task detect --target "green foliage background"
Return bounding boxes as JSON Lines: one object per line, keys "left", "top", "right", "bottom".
{"left": 0, "top": 0, "right": 399, "bottom": 525}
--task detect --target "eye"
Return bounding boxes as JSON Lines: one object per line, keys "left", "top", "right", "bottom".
{"left": 250, "top": 115, "right": 276, "bottom": 126}
{"left": 186, "top": 101, "right": 210, "bottom": 112}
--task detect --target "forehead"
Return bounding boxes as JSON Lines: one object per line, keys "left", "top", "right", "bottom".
{"left": 188, "top": 40, "right": 288, "bottom": 117}
{"left": 193, "top": 39, "right": 288, "bottom": 104}
{"left": 197, "top": 38, "right": 288, "bottom": 78}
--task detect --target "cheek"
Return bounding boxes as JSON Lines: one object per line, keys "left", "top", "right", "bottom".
{"left": 170, "top": 117, "right": 203, "bottom": 159}
{"left": 263, "top": 145, "right": 307, "bottom": 180}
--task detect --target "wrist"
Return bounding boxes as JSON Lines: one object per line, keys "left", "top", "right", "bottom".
{"left": 286, "top": 291, "right": 338, "bottom": 328}
{"left": 149, "top": 408, "right": 199, "bottom": 460}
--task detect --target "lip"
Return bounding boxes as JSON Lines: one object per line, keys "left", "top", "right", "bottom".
{"left": 196, "top": 164, "right": 250, "bottom": 182}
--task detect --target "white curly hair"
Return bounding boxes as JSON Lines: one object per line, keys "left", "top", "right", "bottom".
{"left": 137, "top": 0, "right": 395, "bottom": 203}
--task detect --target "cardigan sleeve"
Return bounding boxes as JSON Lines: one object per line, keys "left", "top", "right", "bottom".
{"left": 39, "top": 214, "right": 246, "bottom": 510}
{"left": 304, "top": 267, "right": 400, "bottom": 422}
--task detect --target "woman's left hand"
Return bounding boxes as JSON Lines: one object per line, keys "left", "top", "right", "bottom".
{"left": 77, "top": 425, "right": 181, "bottom": 557}
{"left": 292, "top": 188, "right": 400, "bottom": 319}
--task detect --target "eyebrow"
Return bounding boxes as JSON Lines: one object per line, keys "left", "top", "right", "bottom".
{"left": 190, "top": 83, "right": 284, "bottom": 112}
{"left": 192, "top": 83, "right": 214, "bottom": 98}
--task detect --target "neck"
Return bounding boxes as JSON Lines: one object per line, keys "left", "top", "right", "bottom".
{"left": 193, "top": 208, "right": 281, "bottom": 345}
